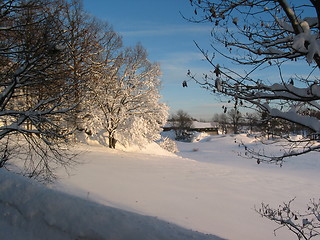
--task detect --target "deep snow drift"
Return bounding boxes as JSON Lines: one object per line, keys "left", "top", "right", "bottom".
{"left": 1, "top": 134, "right": 319, "bottom": 240}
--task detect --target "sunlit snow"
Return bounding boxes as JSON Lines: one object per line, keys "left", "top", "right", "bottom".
{"left": 1, "top": 134, "right": 319, "bottom": 240}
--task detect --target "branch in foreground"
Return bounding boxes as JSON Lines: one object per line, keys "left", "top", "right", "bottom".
{"left": 256, "top": 198, "right": 320, "bottom": 240}
{"left": 237, "top": 135, "right": 320, "bottom": 165}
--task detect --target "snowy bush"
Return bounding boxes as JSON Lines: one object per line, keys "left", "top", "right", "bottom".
{"left": 158, "top": 137, "right": 179, "bottom": 153}
{"left": 191, "top": 132, "right": 209, "bottom": 142}
{"left": 115, "top": 115, "right": 164, "bottom": 148}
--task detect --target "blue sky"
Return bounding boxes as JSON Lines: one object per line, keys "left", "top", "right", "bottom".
{"left": 81, "top": 1, "right": 320, "bottom": 121}
{"left": 82, "top": 0, "right": 221, "bottom": 120}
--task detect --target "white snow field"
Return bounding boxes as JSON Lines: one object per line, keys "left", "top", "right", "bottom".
{"left": 1, "top": 134, "right": 319, "bottom": 240}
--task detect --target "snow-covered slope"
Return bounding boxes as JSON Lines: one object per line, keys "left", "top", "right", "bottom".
{"left": 0, "top": 169, "right": 224, "bottom": 240}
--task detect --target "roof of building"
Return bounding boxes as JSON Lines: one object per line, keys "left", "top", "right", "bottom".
{"left": 163, "top": 121, "right": 218, "bottom": 129}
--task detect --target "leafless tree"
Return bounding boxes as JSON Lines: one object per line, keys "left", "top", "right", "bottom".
{"left": 170, "top": 110, "right": 194, "bottom": 140}
{"left": 244, "top": 112, "right": 259, "bottom": 133}
{"left": 61, "top": 0, "right": 124, "bottom": 132}
{"left": 187, "top": 0, "right": 320, "bottom": 164}
{"left": 187, "top": 1, "right": 320, "bottom": 238}
{"left": 228, "top": 108, "right": 242, "bottom": 134}
{"left": 0, "top": 0, "right": 87, "bottom": 181}
{"left": 213, "top": 112, "right": 229, "bottom": 134}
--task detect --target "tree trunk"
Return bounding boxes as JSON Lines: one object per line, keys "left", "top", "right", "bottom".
{"left": 108, "top": 131, "right": 117, "bottom": 149}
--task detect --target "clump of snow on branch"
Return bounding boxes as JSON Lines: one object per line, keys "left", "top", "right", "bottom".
{"left": 292, "top": 27, "right": 320, "bottom": 64}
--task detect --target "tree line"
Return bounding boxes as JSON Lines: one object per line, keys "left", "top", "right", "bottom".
{"left": 0, "top": 0, "right": 167, "bottom": 181}
{"left": 169, "top": 108, "right": 312, "bottom": 142}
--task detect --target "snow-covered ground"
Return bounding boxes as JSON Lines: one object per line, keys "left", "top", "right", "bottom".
{"left": 1, "top": 134, "right": 319, "bottom": 240}
{"left": 0, "top": 168, "right": 222, "bottom": 240}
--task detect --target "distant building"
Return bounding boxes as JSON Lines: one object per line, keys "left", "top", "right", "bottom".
{"left": 309, "top": 133, "right": 320, "bottom": 141}
{"left": 162, "top": 121, "right": 219, "bottom": 135}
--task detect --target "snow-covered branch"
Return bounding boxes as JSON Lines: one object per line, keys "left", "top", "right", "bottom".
{"left": 189, "top": 0, "right": 320, "bottom": 66}
{"left": 188, "top": 0, "right": 320, "bottom": 165}
{"left": 257, "top": 198, "right": 320, "bottom": 240}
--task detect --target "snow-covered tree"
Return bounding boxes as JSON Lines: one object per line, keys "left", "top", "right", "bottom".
{"left": 188, "top": 0, "right": 320, "bottom": 163}
{"left": 62, "top": 0, "right": 123, "bottom": 131}
{"left": 84, "top": 44, "right": 168, "bottom": 148}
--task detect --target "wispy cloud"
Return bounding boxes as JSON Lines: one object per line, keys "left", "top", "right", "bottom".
{"left": 158, "top": 51, "right": 212, "bottom": 84}
{"left": 160, "top": 51, "right": 204, "bottom": 65}
{"left": 120, "top": 24, "right": 212, "bottom": 37}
